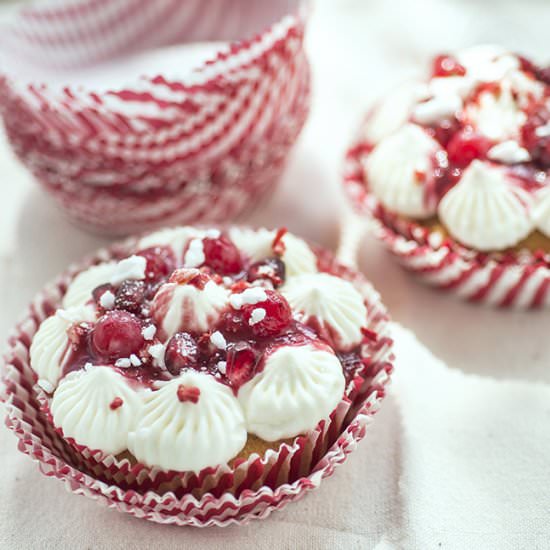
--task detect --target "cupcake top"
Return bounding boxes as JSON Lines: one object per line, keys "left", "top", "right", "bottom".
{"left": 362, "top": 45, "right": 550, "bottom": 252}
{"left": 30, "top": 227, "right": 374, "bottom": 473}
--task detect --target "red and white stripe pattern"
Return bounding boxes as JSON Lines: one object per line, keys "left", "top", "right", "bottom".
{"left": 1, "top": 232, "right": 394, "bottom": 526}
{"left": 0, "top": 0, "right": 310, "bottom": 235}
{"left": 344, "top": 132, "right": 550, "bottom": 309}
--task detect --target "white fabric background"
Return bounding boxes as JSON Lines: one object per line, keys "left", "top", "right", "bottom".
{"left": 1, "top": 0, "right": 550, "bottom": 548}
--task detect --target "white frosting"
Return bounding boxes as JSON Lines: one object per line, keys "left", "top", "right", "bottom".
{"left": 413, "top": 93, "right": 462, "bottom": 125}
{"left": 138, "top": 227, "right": 206, "bottom": 262}
{"left": 456, "top": 45, "right": 519, "bottom": 83}
{"left": 183, "top": 238, "right": 205, "bottom": 268}
{"left": 128, "top": 371, "right": 246, "bottom": 472}
{"left": 50, "top": 366, "right": 144, "bottom": 455}
{"left": 438, "top": 161, "right": 534, "bottom": 251}
{"left": 109, "top": 255, "right": 146, "bottom": 285}
{"left": 151, "top": 278, "right": 228, "bottom": 339}
{"left": 364, "top": 82, "right": 429, "bottom": 143}
{"left": 465, "top": 79, "right": 525, "bottom": 140}
{"left": 229, "top": 287, "right": 267, "bottom": 309}
{"left": 238, "top": 344, "right": 345, "bottom": 441}
{"left": 365, "top": 124, "right": 441, "bottom": 218}
{"left": 30, "top": 307, "right": 95, "bottom": 388}
{"left": 228, "top": 228, "right": 318, "bottom": 277}
{"left": 282, "top": 273, "right": 367, "bottom": 350}
{"left": 63, "top": 262, "right": 117, "bottom": 309}
{"left": 487, "top": 140, "right": 531, "bottom": 164}
{"left": 533, "top": 186, "right": 550, "bottom": 238}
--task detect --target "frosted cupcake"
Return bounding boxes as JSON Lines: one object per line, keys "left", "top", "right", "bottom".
{"left": 345, "top": 46, "right": 550, "bottom": 307}
{"left": 28, "top": 226, "right": 388, "bottom": 494}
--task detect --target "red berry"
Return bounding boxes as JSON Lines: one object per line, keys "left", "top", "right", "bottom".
{"left": 241, "top": 290, "right": 292, "bottom": 337}
{"left": 521, "top": 103, "right": 550, "bottom": 167}
{"left": 432, "top": 55, "right": 466, "bottom": 77}
{"left": 114, "top": 280, "right": 146, "bottom": 314}
{"left": 446, "top": 129, "right": 492, "bottom": 167}
{"left": 247, "top": 258, "right": 286, "bottom": 287}
{"left": 91, "top": 311, "right": 144, "bottom": 360}
{"left": 202, "top": 235, "right": 243, "bottom": 275}
{"left": 226, "top": 342, "right": 258, "bottom": 389}
{"left": 137, "top": 246, "right": 175, "bottom": 282}
{"left": 164, "top": 332, "right": 199, "bottom": 375}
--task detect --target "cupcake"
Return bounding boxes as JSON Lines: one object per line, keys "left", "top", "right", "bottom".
{"left": 345, "top": 46, "right": 550, "bottom": 307}
{"left": 8, "top": 226, "right": 393, "bottom": 524}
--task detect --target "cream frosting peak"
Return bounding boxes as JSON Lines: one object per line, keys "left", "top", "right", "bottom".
{"left": 365, "top": 124, "right": 441, "bottom": 219}
{"left": 238, "top": 344, "right": 345, "bottom": 442}
{"left": 128, "top": 371, "right": 246, "bottom": 472}
{"left": 438, "top": 161, "right": 534, "bottom": 251}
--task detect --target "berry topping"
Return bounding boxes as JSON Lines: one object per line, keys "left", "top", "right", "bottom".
{"left": 114, "top": 280, "right": 146, "bottom": 314}
{"left": 168, "top": 268, "right": 210, "bottom": 289}
{"left": 447, "top": 129, "right": 493, "bottom": 167}
{"left": 177, "top": 385, "right": 201, "bottom": 404}
{"left": 91, "top": 311, "right": 144, "bottom": 360}
{"left": 164, "top": 333, "right": 199, "bottom": 376}
{"left": 241, "top": 290, "right": 292, "bottom": 337}
{"left": 247, "top": 257, "right": 286, "bottom": 287}
{"left": 226, "top": 342, "right": 258, "bottom": 389}
{"left": 432, "top": 54, "right": 466, "bottom": 77}
{"left": 272, "top": 228, "right": 287, "bottom": 256}
{"left": 109, "top": 397, "right": 124, "bottom": 410}
{"left": 137, "top": 246, "right": 175, "bottom": 282}
{"left": 521, "top": 102, "right": 550, "bottom": 168}
{"left": 202, "top": 234, "right": 243, "bottom": 274}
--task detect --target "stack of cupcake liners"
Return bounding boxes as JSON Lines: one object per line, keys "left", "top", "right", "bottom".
{"left": 1, "top": 232, "right": 395, "bottom": 526}
{"left": 0, "top": 0, "right": 311, "bottom": 235}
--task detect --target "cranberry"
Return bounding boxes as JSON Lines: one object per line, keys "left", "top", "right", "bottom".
{"left": 247, "top": 258, "right": 286, "bottom": 287}
{"left": 521, "top": 103, "right": 550, "bottom": 168}
{"left": 226, "top": 342, "right": 258, "bottom": 388}
{"left": 241, "top": 290, "right": 292, "bottom": 337}
{"left": 164, "top": 332, "right": 199, "bottom": 375}
{"left": 137, "top": 246, "right": 175, "bottom": 282}
{"left": 427, "top": 117, "right": 462, "bottom": 147}
{"left": 91, "top": 311, "right": 144, "bottom": 360}
{"left": 202, "top": 235, "right": 243, "bottom": 274}
{"left": 92, "top": 283, "right": 114, "bottom": 308}
{"left": 432, "top": 54, "right": 466, "bottom": 77}
{"left": 220, "top": 310, "right": 245, "bottom": 335}
{"left": 446, "top": 129, "right": 492, "bottom": 167}
{"left": 114, "top": 280, "right": 146, "bottom": 314}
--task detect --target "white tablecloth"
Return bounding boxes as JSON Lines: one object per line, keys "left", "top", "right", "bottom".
{"left": 1, "top": 1, "right": 549, "bottom": 548}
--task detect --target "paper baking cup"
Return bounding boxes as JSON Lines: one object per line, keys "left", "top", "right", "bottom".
{"left": 2, "top": 231, "right": 394, "bottom": 526}
{"left": 343, "top": 129, "right": 550, "bottom": 309}
{"left": 0, "top": 0, "right": 311, "bottom": 235}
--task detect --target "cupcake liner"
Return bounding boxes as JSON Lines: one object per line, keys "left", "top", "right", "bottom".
{"left": 343, "top": 126, "right": 550, "bottom": 309}
{"left": 2, "top": 231, "right": 394, "bottom": 526}
{"left": 0, "top": 0, "right": 311, "bottom": 235}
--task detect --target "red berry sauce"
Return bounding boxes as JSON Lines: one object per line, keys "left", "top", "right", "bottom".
{"left": 60, "top": 230, "right": 372, "bottom": 394}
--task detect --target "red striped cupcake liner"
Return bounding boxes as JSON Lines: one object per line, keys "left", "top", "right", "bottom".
{"left": 343, "top": 126, "right": 550, "bottom": 308}
{"left": 0, "top": 1, "right": 311, "bottom": 235}
{"left": 1, "top": 230, "right": 394, "bottom": 526}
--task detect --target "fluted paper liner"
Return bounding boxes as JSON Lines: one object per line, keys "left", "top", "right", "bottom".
{"left": 2, "top": 233, "right": 394, "bottom": 526}
{"left": 0, "top": 0, "right": 311, "bottom": 235}
{"left": 343, "top": 122, "right": 550, "bottom": 309}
